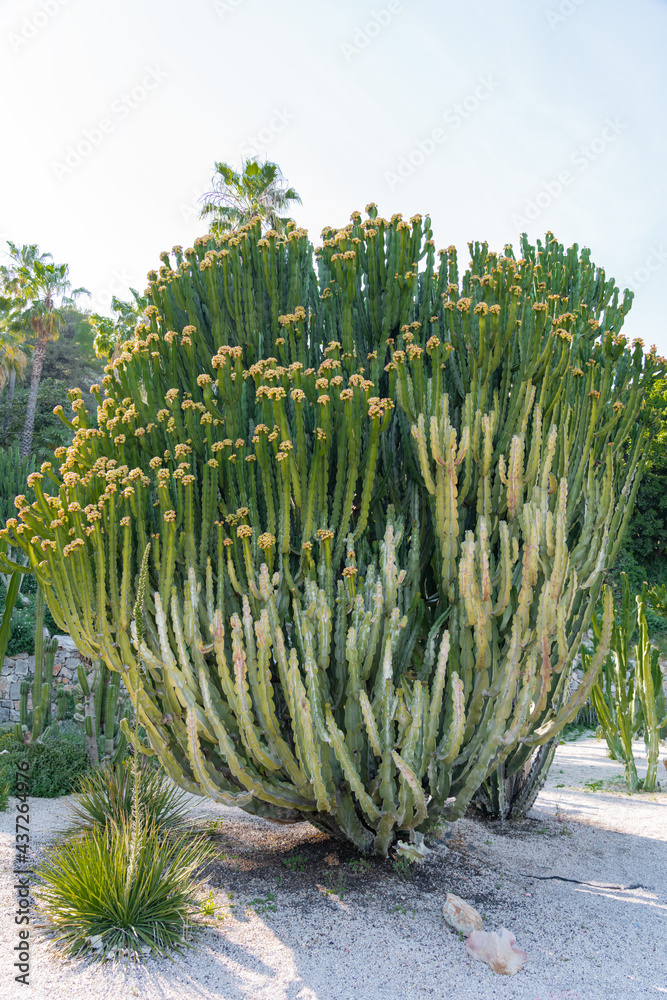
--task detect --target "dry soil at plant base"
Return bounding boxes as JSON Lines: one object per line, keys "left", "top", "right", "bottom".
{"left": 0, "top": 735, "right": 665, "bottom": 1000}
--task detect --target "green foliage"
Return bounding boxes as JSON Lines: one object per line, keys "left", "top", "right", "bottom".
{"left": 0, "top": 732, "right": 9, "bottom": 811}
{"left": 68, "top": 758, "right": 191, "bottom": 836}
{"left": 0, "top": 734, "right": 91, "bottom": 797}
{"left": 0, "top": 244, "right": 90, "bottom": 459}
{"left": 34, "top": 816, "right": 213, "bottom": 961}
{"left": 0, "top": 378, "right": 76, "bottom": 464}
{"left": 0, "top": 302, "right": 30, "bottom": 394}
{"left": 0, "top": 311, "right": 102, "bottom": 463}
{"left": 88, "top": 291, "right": 147, "bottom": 360}
{"left": 0, "top": 570, "right": 21, "bottom": 670}
{"left": 0, "top": 730, "right": 16, "bottom": 751}
{"left": 0, "top": 446, "right": 36, "bottom": 529}
{"left": 2, "top": 214, "right": 662, "bottom": 854}
{"left": 0, "top": 577, "right": 59, "bottom": 656}
{"left": 590, "top": 573, "right": 667, "bottom": 791}
{"left": 391, "top": 855, "right": 412, "bottom": 877}
{"left": 2, "top": 574, "right": 131, "bottom": 791}
{"left": 612, "top": 376, "right": 667, "bottom": 591}
{"left": 40, "top": 309, "right": 102, "bottom": 384}
{"left": 622, "top": 465, "right": 667, "bottom": 566}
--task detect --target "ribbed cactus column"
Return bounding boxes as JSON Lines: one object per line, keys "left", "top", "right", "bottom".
{"left": 73, "top": 658, "right": 129, "bottom": 764}
{"left": 590, "top": 575, "right": 667, "bottom": 792}
{"left": 0, "top": 214, "right": 662, "bottom": 852}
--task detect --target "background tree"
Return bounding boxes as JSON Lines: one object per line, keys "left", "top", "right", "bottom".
{"left": 0, "top": 309, "right": 103, "bottom": 464}
{"left": 88, "top": 289, "right": 147, "bottom": 360}
{"left": 611, "top": 375, "right": 667, "bottom": 597}
{"left": 0, "top": 242, "right": 88, "bottom": 457}
{"left": 199, "top": 158, "right": 301, "bottom": 235}
{"left": 0, "top": 302, "right": 29, "bottom": 436}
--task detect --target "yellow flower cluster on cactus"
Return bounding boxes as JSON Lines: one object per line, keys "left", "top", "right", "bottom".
{"left": 1, "top": 212, "right": 664, "bottom": 855}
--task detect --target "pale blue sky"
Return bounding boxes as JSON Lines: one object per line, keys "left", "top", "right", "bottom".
{"left": 1, "top": 0, "right": 666, "bottom": 351}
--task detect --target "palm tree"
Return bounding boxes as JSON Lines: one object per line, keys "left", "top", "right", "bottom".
{"left": 0, "top": 293, "right": 29, "bottom": 437}
{"left": 199, "top": 158, "right": 301, "bottom": 235}
{"left": 0, "top": 242, "right": 88, "bottom": 458}
{"left": 0, "top": 338, "right": 29, "bottom": 437}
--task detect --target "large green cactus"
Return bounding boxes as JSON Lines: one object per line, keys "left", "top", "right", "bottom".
{"left": 0, "top": 213, "right": 662, "bottom": 853}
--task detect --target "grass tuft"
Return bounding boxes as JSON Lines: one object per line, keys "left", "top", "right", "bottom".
{"left": 67, "top": 759, "right": 191, "bottom": 836}
{"left": 35, "top": 815, "right": 213, "bottom": 962}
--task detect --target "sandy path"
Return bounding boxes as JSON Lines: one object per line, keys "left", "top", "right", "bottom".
{"left": 0, "top": 735, "right": 665, "bottom": 1000}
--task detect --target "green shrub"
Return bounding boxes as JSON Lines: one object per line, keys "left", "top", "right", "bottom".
{"left": 35, "top": 817, "right": 213, "bottom": 961}
{"left": 644, "top": 607, "right": 667, "bottom": 637}
{"left": 0, "top": 775, "right": 8, "bottom": 811}
{"left": 0, "top": 731, "right": 16, "bottom": 806}
{"left": 68, "top": 759, "right": 191, "bottom": 836}
{"left": 0, "top": 735, "right": 90, "bottom": 797}
{"left": 0, "top": 575, "right": 61, "bottom": 657}
{"left": 0, "top": 730, "right": 16, "bottom": 751}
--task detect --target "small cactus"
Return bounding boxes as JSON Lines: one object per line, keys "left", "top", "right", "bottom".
{"left": 19, "top": 680, "right": 29, "bottom": 727}
{"left": 56, "top": 684, "right": 67, "bottom": 721}
{"left": 29, "top": 599, "right": 58, "bottom": 742}
{"left": 42, "top": 636, "right": 58, "bottom": 728}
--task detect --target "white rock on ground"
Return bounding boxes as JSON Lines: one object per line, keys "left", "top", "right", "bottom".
{"left": 465, "top": 927, "right": 528, "bottom": 975}
{"left": 0, "top": 735, "right": 665, "bottom": 1000}
{"left": 442, "top": 892, "right": 483, "bottom": 935}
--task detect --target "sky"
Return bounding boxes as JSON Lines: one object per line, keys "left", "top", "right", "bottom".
{"left": 1, "top": 0, "right": 666, "bottom": 352}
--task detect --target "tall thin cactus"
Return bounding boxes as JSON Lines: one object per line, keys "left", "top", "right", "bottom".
{"left": 19, "top": 680, "right": 29, "bottom": 727}
{"left": 590, "top": 574, "right": 667, "bottom": 792}
{"left": 56, "top": 683, "right": 67, "bottom": 722}
{"left": 28, "top": 588, "right": 60, "bottom": 741}
{"left": 0, "top": 214, "right": 662, "bottom": 852}
{"left": 74, "top": 658, "right": 129, "bottom": 764}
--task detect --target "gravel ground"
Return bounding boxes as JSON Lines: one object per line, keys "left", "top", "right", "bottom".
{"left": 1, "top": 735, "right": 665, "bottom": 1000}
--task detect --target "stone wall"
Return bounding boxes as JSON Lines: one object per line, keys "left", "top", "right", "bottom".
{"left": 0, "top": 636, "right": 85, "bottom": 724}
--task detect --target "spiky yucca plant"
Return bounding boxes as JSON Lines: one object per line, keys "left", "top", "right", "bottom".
{"left": 67, "top": 759, "right": 191, "bottom": 836}
{"left": 1, "top": 212, "right": 663, "bottom": 854}
{"left": 35, "top": 817, "right": 213, "bottom": 961}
